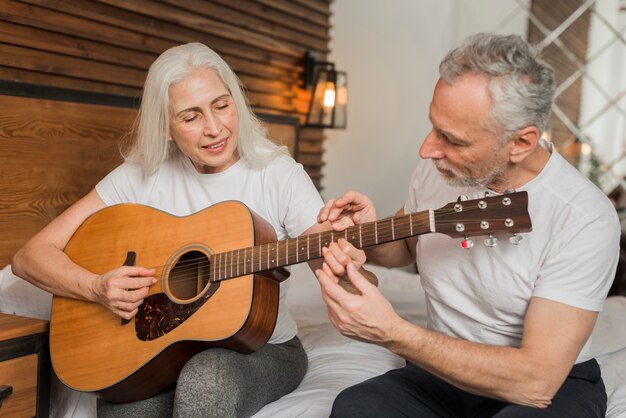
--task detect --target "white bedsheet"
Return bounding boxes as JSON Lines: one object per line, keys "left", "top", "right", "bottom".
{"left": 1, "top": 263, "right": 625, "bottom": 417}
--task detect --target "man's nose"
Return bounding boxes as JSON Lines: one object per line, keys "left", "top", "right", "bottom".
{"left": 419, "top": 131, "right": 444, "bottom": 159}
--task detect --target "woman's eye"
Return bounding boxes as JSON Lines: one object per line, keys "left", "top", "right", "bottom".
{"left": 183, "top": 115, "right": 198, "bottom": 123}
{"left": 215, "top": 103, "right": 229, "bottom": 110}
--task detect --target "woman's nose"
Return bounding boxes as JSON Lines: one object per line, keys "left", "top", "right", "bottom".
{"left": 203, "top": 113, "right": 222, "bottom": 136}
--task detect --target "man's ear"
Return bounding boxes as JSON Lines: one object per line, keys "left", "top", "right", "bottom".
{"left": 509, "top": 126, "right": 540, "bottom": 163}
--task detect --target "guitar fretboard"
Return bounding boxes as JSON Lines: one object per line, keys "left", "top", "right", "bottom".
{"left": 209, "top": 211, "right": 432, "bottom": 282}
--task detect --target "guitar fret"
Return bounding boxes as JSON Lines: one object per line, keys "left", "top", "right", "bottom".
{"left": 391, "top": 218, "right": 395, "bottom": 241}
{"left": 220, "top": 253, "right": 223, "bottom": 280}
{"left": 223, "top": 252, "right": 226, "bottom": 279}
{"left": 318, "top": 233, "right": 321, "bottom": 257}
{"left": 375, "top": 222, "right": 378, "bottom": 244}
{"left": 307, "top": 235, "right": 310, "bottom": 260}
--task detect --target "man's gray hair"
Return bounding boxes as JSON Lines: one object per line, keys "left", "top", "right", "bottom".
{"left": 439, "top": 33, "right": 556, "bottom": 142}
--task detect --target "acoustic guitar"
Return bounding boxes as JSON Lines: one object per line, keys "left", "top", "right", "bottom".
{"left": 51, "top": 191, "right": 531, "bottom": 402}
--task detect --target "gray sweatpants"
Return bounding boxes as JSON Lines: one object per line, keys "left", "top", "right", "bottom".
{"left": 97, "top": 336, "right": 307, "bottom": 418}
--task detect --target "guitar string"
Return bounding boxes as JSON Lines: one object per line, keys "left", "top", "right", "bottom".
{"left": 152, "top": 204, "right": 522, "bottom": 288}
{"left": 147, "top": 217, "right": 429, "bottom": 288}
{"left": 157, "top": 210, "right": 518, "bottom": 286}
{"left": 155, "top": 204, "right": 520, "bottom": 285}
{"left": 156, "top": 213, "right": 433, "bottom": 284}
{"left": 164, "top": 204, "right": 515, "bottom": 277}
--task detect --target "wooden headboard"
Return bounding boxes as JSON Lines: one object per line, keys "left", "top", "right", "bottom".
{"left": 0, "top": 83, "right": 300, "bottom": 267}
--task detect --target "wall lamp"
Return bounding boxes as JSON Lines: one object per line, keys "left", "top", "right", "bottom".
{"left": 302, "top": 51, "right": 347, "bottom": 129}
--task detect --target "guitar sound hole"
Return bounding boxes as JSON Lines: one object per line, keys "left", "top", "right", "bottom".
{"left": 168, "top": 250, "right": 211, "bottom": 301}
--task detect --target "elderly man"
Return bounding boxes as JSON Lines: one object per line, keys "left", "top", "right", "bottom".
{"left": 316, "top": 33, "right": 619, "bottom": 417}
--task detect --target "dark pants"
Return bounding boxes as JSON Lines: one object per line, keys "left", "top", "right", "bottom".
{"left": 330, "top": 358, "right": 606, "bottom": 417}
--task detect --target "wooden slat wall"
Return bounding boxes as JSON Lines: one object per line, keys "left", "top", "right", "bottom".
{"left": 528, "top": 0, "right": 592, "bottom": 165}
{"left": 0, "top": 0, "right": 329, "bottom": 187}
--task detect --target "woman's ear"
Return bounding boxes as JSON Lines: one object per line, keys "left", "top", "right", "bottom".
{"left": 509, "top": 126, "right": 540, "bottom": 163}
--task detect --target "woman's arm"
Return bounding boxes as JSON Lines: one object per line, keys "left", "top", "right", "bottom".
{"left": 12, "top": 189, "right": 156, "bottom": 319}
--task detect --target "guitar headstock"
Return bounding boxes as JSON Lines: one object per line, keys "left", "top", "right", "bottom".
{"left": 434, "top": 191, "right": 532, "bottom": 246}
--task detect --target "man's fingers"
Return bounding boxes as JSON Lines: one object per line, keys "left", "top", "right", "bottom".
{"left": 318, "top": 199, "right": 336, "bottom": 222}
{"left": 322, "top": 245, "right": 347, "bottom": 276}
{"left": 345, "top": 263, "right": 374, "bottom": 294}
{"left": 337, "top": 239, "right": 367, "bottom": 266}
{"left": 330, "top": 217, "right": 354, "bottom": 231}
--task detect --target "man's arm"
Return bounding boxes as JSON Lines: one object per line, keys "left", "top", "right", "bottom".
{"left": 315, "top": 261, "right": 597, "bottom": 408}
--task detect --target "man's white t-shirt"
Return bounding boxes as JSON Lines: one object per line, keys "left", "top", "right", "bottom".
{"left": 404, "top": 141, "right": 620, "bottom": 363}
{"left": 96, "top": 151, "right": 324, "bottom": 344}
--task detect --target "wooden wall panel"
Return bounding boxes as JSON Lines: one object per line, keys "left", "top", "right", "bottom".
{"left": 528, "top": 0, "right": 592, "bottom": 165}
{"left": 0, "top": 95, "right": 132, "bottom": 266}
{"left": 0, "top": 93, "right": 307, "bottom": 267}
{"left": 0, "top": 0, "right": 331, "bottom": 188}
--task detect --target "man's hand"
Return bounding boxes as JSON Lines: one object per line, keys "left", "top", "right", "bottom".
{"left": 318, "top": 190, "right": 378, "bottom": 231}
{"left": 316, "top": 261, "right": 399, "bottom": 344}
{"left": 322, "top": 239, "right": 378, "bottom": 293}
{"left": 90, "top": 266, "right": 156, "bottom": 320}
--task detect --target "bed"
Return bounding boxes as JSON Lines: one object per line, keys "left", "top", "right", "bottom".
{"left": 1, "top": 263, "right": 626, "bottom": 417}
{"left": 0, "top": 89, "right": 625, "bottom": 417}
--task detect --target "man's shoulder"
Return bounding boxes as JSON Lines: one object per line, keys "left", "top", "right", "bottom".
{"left": 536, "top": 152, "right": 616, "bottom": 222}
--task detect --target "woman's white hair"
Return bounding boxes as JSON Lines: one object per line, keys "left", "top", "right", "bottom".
{"left": 123, "top": 42, "right": 287, "bottom": 173}
{"left": 439, "top": 33, "right": 556, "bottom": 143}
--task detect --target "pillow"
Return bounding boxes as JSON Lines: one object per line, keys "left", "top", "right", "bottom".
{"left": 0, "top": 264, "right": 52, "bottom": 320}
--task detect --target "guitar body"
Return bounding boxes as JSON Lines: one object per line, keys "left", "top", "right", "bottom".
{"left": 51, "top": 201, "right": 281, "bottom": 403}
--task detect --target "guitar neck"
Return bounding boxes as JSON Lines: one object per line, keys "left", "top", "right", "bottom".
{"left": 210, "top": 210, "right": 433, "bottom": 282}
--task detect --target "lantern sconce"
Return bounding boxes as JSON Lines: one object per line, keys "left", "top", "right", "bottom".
{"left": 301, "top": 51, "right": 347, "bottom": 129}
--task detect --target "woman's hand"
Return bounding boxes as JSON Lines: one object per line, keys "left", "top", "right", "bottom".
{"left": 90, "top": 266, "right": 156, "bottom": 320}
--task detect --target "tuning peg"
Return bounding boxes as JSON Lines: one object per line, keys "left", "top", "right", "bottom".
{"left": 460, "top": 237, "right": 474, "bottom": 249}
{"left": 484, "top": 191, "right": 491, "bottom": 197}
{"left": 457, "top": 195, "right": 468, "bottom": 202}
{"left": 484, "top": 234, "right": 498, "bottom": 247}
{"left": 509, "top": 233, "right": 524, "bottom": 245}
{"left": 504, "top": 189, "right": 516, "bottom": 194}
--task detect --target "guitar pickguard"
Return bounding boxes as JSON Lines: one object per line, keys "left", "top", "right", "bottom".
{"left": 135, "top": 282, "right": 221, "bottom": 341}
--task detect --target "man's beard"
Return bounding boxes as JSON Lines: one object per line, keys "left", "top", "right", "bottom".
{"left": 433, "top": 159, "right": 507, "bottom": 189}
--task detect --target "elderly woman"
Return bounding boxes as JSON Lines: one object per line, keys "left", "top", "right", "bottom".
{"left": 13, "top": 42, "right": 337, "bottom": 417}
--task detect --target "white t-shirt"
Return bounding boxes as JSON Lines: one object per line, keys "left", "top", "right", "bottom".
{"left": 404, "top": 141, "right": 620, "bottom": 363}
{"left": 96, "top": 151, "right": 324, "bottom": 344}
